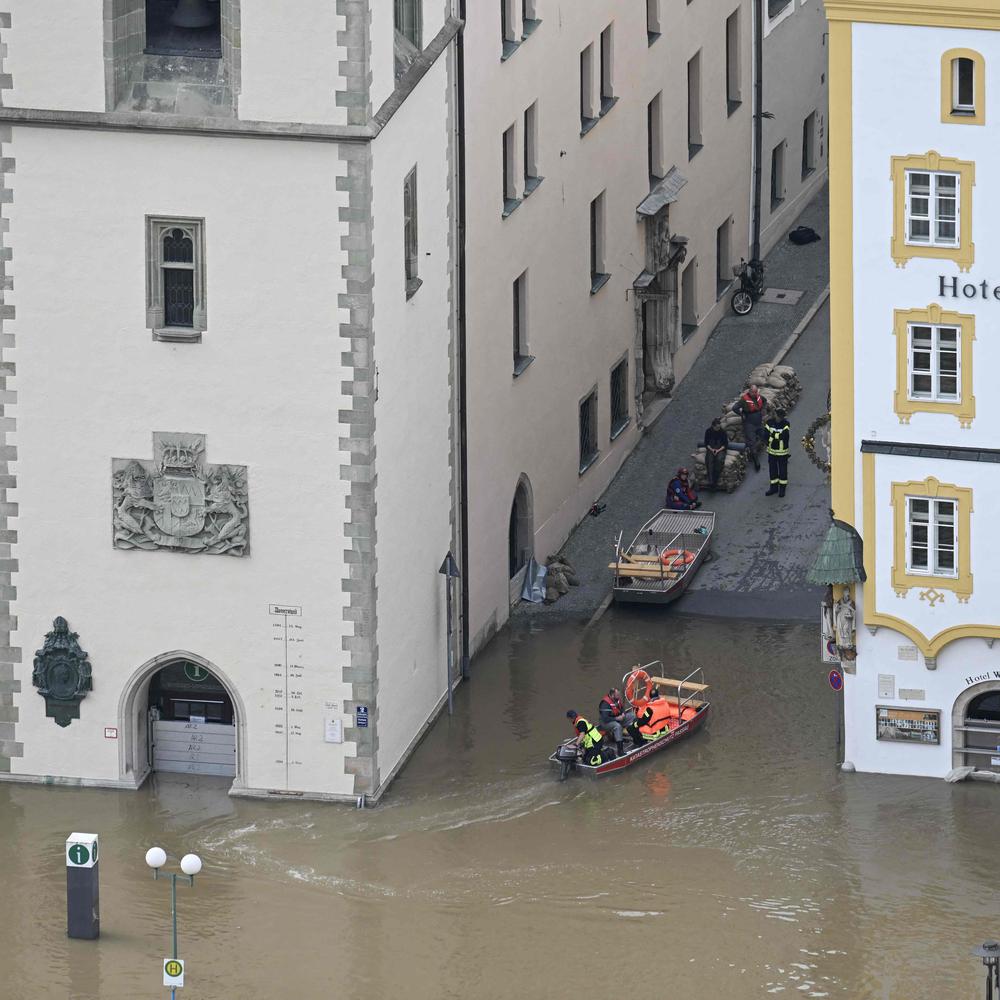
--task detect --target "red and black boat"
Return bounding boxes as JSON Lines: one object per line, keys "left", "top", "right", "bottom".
{"left": 550, "top": 663, "right": 710, "bottom": 779}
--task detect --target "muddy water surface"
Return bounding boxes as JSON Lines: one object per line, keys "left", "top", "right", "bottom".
{"left": 2, "top": 614, "right": 997, "bottom": 998}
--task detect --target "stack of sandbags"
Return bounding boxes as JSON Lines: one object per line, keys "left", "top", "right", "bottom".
{"left": 691, "top": 445, "right": 747, "bottom": 493}
{"left": 745, "top": 363, "right": 802, "bottom": 414}
{"left": 543, "top": 554, "right": 580, "bottom": 604}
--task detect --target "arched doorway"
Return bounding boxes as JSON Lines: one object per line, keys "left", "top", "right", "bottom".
{"left": 953, "top": 682, "right": 1000, "bottom": 774}
{"left": 508, "top": 476, "right": 534, "bottom": 596}
{"left": 119, "top": 652, "right": 244, "bottom": 787}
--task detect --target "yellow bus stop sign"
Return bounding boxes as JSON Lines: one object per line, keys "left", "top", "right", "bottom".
{"left": 163, "top": 958, "right": 184, "bottom": 987}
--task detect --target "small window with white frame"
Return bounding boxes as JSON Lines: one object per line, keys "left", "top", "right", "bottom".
{"left": 908, "top": 323, "right": 959, "bottom": 401}
{"left": 905, "top": 170, "right": 959, "bottom": 246}
{"left": 906, "top": 496, "right": 957, "bottom": 577}
{"left": 952, "top": 57, "right": 975, "bottom": 114}
{"left": 145, "top": 216, "right": 206, "bottom": 342}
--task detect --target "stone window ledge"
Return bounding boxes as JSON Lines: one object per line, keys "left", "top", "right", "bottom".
{"left": 590, "top": 272, "right": 611, "bottom": 295}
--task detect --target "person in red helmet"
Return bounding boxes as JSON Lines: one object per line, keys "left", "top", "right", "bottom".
{"left": 665, "top": 467, "right": 701, "bottom": 510}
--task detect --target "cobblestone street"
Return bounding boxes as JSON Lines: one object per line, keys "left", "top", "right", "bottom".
{"left": 515, "top": 186, "right": 830, "bottom": 624}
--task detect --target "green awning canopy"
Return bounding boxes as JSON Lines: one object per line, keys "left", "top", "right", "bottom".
{"left": 807, "top": 519, "right": 866, "bottom": 585}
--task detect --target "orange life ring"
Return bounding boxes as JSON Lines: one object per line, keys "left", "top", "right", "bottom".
{"left": 660, "top": 548, "right": 695, "bottom": 567}
{"left": 625, "top": 668, "right": 653, "bottom": 707}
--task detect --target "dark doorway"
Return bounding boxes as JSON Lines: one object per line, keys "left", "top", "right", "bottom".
{"left": 145, "top": 0, "right": 222, "bottom": 58}
{"left": 148, "top": 660, "right": 233, "bottom": 724}
{"left": 960, "top": 689, "right": 1000, "bottom": 774}
{"left": 508, "top": 477, "right": 534, "bottom": 580}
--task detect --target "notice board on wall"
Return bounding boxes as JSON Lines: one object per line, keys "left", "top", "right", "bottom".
{"left": 875, "top": 706, "right": 941, "bottom": 745}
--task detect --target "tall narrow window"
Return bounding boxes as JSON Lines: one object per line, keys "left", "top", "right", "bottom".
{"left": 941, "top": 50, "right": 985, "bottom": 125}
{"left": 580, "top": 44, "right": 597, "bottom": 132}
{"left": 522, "top": 0, "right": 538, "bottom": 32}
{"left": 716, "top": 218, "right": 732, "bottom": 298}
{"left": 801, "top": 111, "right": 816, "bottom": 178}
{"left": 647, "top": 0, "right": 661, "bottom": 44}
{"left": 905, "top": 170, "right": 958, "bottom": 247}
{"left": 726, "top": 10, "right": 741, "bottom": 113}
{"left": 404, "top": 167, "right": 421, "bottom": 298}
{"left": 502, "top": 124, "right": 519, "bottom": 216}
{"left": 687, "top": 52, "right": 702, "bottom": 158}
{"left": 501, "top": 0, "right": 519, "bottom": 58}
{"left": 524, "top": 102, "right": 541, "bottom": 194}
{"left": 647, "top": 92, "right": 663, "bottom": 183}
{"left": 600, "top": 24, "right": 615, "bottom": 112}
{"left": 513, "top": 270, "right": 532, "bottom": 374}
{"left": 906, "top": 497, "right": 957, "bottom": 577}
{"left": 953, "top": 57, "right": 975, "bottom": 113}
{"left": 770, "top": 142, "right": 785, "bottom": 210}
{"left": 681, "top": 257, "right": 697, "bottom": 339}
{"left": 146, "top": 216, "right": 206, "bottom": 342}
{"left": 909, "top": 323, "right": 960, "bottom": 401}
{"left": 394, "top": 0, "right": 422, "bottom": 48}
{"left": 590, "top": 191, "right": 609, "bottom": 293}
{"left": 579, "top": 389, "right": 599, "bottom": 473}
{"left": 610, "top": 357, "right": 629, "bottom": 438}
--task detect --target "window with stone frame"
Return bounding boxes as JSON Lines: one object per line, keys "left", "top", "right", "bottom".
{"left": 145, "top": 217, "right": 206, "bottom": 342}
{"left": 610, "top": 357, "right": 629, "bottom": 438}
{"left": 404, "top": 167, "right": 422, "bottom": 299}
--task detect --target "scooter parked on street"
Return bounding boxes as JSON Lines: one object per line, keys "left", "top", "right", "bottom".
{"left": 731, "top": 258, "right": 765, "bottom": 316}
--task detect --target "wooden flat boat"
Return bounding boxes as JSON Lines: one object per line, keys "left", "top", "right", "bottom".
{"left": 609, "top": 509, "right": 715, "bottom": 605}
{"left": 550, "top": 664, "right": 710, "bottom": 779}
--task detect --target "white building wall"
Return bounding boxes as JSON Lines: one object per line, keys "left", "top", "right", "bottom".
{"left": 844, "top": 19, "right": 1000, "bottom": 779}
{"left": 760, "top": 0, "right": 829, "bottom": 254}
{"left": 6, "top": 127, "right": 358, "bottom": 796}
{"left": 370, "top": 54, "right": 455, "bottom": 782}
{"left": 464, "top": 0, "right": 752, "bottom": 653}
{"left": 239, "top": 2, "right": 347, "bottom": 125}
{"left": 5, "top": 1, "right": 105, "bottom": 112}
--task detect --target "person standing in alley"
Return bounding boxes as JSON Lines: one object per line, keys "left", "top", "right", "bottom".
{"left": 703, "top": 417, "right": 729, "bottom": 490}
{"left": 731, "top": 383, "right": 766, "bottom": 471}
{"left": 764, "top": 408, "right": 791, "bottom": 497}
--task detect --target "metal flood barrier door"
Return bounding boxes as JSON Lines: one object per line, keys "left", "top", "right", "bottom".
{"left": 152, "top": 719, "right": 236, "bottom": 777}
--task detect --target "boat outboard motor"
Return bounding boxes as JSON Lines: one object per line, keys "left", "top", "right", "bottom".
{"left": 555, "top": 744, "right": 579, "bottom": 780}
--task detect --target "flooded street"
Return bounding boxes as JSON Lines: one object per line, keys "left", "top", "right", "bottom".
{"left": 3, "top": 613, "right": 998, "bottom": 998}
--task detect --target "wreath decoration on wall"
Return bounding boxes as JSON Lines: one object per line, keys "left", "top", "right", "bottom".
{"left": 801, "top": 412, "right": 832, "bottom": 475}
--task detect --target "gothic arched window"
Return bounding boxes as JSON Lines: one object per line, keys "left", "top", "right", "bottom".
{"left": 146, "top": 217, "right": 207, "bottom": 342}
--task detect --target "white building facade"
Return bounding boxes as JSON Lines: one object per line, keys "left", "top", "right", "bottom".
{"left": 828, "top": 0, "right": 1000, "bottom": 779}
{"left": 464, "top": 0, "right": 755, "bottom": 653}
{"left": 0, "top": 0, "right": 461, "bottom": 802}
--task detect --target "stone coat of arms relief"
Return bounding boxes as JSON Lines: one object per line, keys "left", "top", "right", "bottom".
{"left": 112, "top": 432, "right": 249, "bottom": 556}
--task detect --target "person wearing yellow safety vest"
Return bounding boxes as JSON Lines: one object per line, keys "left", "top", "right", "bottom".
{"left": 566, "top": 710, "right": 610, "bottom": 765}
{"left": 764, "top": 407, "right": 791, "bottom": 498}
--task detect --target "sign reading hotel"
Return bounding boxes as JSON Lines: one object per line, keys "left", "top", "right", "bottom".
{"left": 938, "top": 276, "right": 1000, "bottom": 301}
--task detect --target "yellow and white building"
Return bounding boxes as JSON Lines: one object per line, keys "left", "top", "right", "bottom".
{"left": 828, "top": 0, "right": 1000, "bottom": 778}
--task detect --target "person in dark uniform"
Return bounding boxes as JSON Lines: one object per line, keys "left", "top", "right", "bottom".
{"left": 703, "top": 417, "right": 729, "bottom": 490}
{"left": 764, "top": 408, "right": 791, "bottom": 497}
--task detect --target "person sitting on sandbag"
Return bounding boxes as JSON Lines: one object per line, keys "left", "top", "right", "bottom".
{"left": 703, "top": 417, "right": 729, "bottom": 490}
{"left": 665, "top": 467, "right": 702, "bottom": 510}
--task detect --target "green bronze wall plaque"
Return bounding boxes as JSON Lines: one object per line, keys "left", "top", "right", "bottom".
{"left": 32, "top": 617, "right": 93, "bottom": 728}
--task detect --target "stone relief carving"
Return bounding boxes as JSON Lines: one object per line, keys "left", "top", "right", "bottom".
{"left": 32, "top": 616, "right": 92, "bottom": 727}
{"left": 112, "top": 433, "right": 249, "bottom": 556}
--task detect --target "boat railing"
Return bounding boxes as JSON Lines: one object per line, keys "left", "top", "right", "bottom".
{"left": 676, "top": 667, "right": 708, "bottom": 714}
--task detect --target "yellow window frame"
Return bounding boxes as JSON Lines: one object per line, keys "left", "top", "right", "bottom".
{"left": 891, "top": 151, "right": 975, "bottom": 271}
{"left": 941, "top": 48, "right": 985, "bottom": 126}
{"left": 893, "top": 303, "right": 975, "bottom": 427}
{"left": 891, "top": 476, "right": 973, "bottom": 601}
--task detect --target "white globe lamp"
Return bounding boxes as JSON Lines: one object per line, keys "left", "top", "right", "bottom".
{"left": 145, "top": 846, "right": 167, "bottom": 870}
{"left": 180, "top": 853, "right": 203, "bottom": 877}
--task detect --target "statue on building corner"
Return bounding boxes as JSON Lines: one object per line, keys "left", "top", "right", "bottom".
{"left": 834, "top": 589, "right": 857, "bottom": 662}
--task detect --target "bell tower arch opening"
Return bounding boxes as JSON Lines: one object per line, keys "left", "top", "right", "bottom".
{"left": 119, "top": 651, "right": 246, "bottom": 789}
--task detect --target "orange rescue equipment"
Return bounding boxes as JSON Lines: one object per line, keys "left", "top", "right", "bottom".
{"left": 625, "top": 668, "right": 654, "bottom": 711}
{"left": 660, "top": 548, "right": 695, "bottom": 567}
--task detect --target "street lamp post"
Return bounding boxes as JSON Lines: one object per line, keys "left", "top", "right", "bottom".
{"left": 145, "top": 847, "right": 203, "bottom": 1000}
{"left": 973, "top": 941, "right": 1000, "bottom": 999}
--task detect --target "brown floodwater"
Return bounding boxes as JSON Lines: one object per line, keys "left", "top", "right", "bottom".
{"left": 1, "top": 612, "right": 997, "bottom": 999}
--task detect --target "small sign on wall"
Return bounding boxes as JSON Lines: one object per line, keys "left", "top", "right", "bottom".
{"left": 325, "top": 718, "right": 343, "bottom": 744}
{"left": 104, "top": 727, "right": 118, "bottom": 740}
{"left": 355, "top": 705, "right": 369, "bottom": 729}
{"left": 897, "top": 645, "right": 918, "bottom": 661}
{"left": 877, "top": 674, "right": 896, "bottom": 699}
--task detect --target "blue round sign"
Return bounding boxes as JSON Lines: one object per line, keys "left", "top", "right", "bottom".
{"left": 828, "top": 669, "right": 844, "bottom": 692}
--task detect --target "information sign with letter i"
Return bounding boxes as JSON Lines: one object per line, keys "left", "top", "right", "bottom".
{"left": 66, "top": 832, "right": 100, "bottom": 940}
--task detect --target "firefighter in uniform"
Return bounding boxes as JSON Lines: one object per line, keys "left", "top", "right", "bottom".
{"left": 764, "top": 408, "right": 790, "bottom": 497}
{"left": 566, "top": 710, "right": 610, "bottom": 765}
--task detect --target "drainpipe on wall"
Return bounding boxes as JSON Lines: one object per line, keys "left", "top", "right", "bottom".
{"left": 751, "top": 0, "right": 764, "bottom": 264}
{"left": 456, "top": 0, "right": 470, "bottom": 680}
